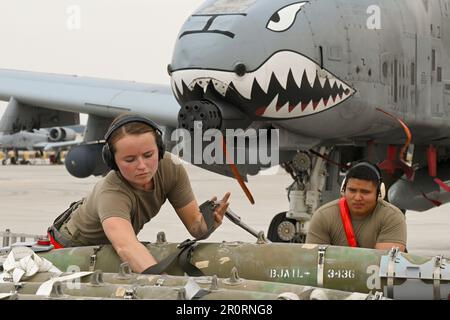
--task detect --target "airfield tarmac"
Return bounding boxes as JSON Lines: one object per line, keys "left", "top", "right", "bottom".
{"left": 0, "top": 164, "right": 449, "bottom": 258}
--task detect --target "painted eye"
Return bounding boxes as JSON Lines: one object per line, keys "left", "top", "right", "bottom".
{"left": 267, "top": 2, "right": 307, "bottom": 32}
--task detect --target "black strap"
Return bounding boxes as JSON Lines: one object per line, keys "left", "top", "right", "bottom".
{"left": 142, "top": 240, "right": 204, "bottom": 276}
{"left": 178, "top": 243, "right": 204, "bottom": 276}
{"left": 52, "top": 199, "right": 84, "bottom": 229}
{"left": 47, "top": 199, "right": 84, "bottom": 248}
{"left": 142, "top": 253, "right": 178, "bottom": 275}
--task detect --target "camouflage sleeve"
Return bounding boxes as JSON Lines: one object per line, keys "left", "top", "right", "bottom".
{"left": 376, "top": 208, "right": 407, "bottom": 246}
{"left": 306, "top": 209, "right": 331, "bottom": 245}
{"left": 167, "top": 163, "right": 195, "bottom": 209}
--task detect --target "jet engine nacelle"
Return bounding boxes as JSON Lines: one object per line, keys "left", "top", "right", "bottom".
{"left": 389, "top": 161, "right": 450, "bottom": 212}
{"left": 48, "top": 127, "right": 77, "bottom": 142}
{"left": 64, "top": 143, "right": 110, "bottom": 178}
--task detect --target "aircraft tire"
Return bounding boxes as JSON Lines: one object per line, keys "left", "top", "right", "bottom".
{"left": 267, "top": 212, "right": 302, "bottom": 243}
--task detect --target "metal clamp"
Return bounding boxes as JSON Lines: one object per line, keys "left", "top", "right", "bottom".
{"left": 117, "top": 262, "right": 133, "bottom": 280}
{"left": 385, "top": 247, "right": 400, "bottom": 299}
{"left": 256, "top": 231, "right": 269, "bottom": 244}
{"left": 89, "top": 246, "right": 101, "bottom": 272}
{"left": 88, "top": 270, "right": 104, "bottom": 287}
{"left": 156, "top": 231, "right": 167, "bottom": 244}
{"left": 317, "top": 246, "right": 327, "bottom": 287}
{"left": 433, "top": 255, "right": 443, "bottom": 300}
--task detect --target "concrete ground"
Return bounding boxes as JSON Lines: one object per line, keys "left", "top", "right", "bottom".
{"left": 0, "top": 164, "right": 449, "bottom": 258}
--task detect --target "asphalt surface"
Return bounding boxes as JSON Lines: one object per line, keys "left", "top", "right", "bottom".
{"left": 0, "top": 164, "right": 449, "bottom": 258}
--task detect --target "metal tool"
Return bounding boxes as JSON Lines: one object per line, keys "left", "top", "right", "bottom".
{"left": 214, "top": 201, "right": 266, "bottom": 240}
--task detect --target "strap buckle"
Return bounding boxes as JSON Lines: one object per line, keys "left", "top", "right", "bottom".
{"left": 177, "top": 239, "right": 197, "bottom": 249}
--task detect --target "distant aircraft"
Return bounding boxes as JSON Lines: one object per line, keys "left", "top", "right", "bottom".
{"left": 0, "top": 0, "right": 449, "bottom": 242}
{"left": 0, "top": 126, "right": 83, "bottom": 164}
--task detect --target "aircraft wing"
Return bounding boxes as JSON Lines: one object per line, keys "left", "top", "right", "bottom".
{"left": 0, "top": 69, "right": 269, "bottom": 184}
{"left": 0, "top": 69, "right": 180, "bottom": 133}
{"left": 33, "top": 139, "right": 83, "bottom": 151}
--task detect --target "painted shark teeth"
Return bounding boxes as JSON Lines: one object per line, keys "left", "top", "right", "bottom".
{"left": 171, "top": 51, "right": 355, "bottom": 118}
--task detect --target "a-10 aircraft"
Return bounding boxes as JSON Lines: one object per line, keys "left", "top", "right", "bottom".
{"left": 0, "top": 0, "right": 449, "bottom": 242}
{"left": 0, "top": 126, "right": 83, "bottom": 164}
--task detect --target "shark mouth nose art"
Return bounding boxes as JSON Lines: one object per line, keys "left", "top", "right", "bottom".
{"left": 171, "top": 51, "right": 355, "bottom": 119}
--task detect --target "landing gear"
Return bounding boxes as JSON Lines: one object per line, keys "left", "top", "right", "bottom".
{"left": 3, "top": 150, "right": 19, "bottom": 165}
{"left": 267, "top": 147, "right": 332, "bottom": 243}
{"left": 267, "top": 212, "right": 305, "bottom": 243}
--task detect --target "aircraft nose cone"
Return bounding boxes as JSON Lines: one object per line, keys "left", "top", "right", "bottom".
{"left": 172, "top": 13, "right": 257, "bottom": 72}
{"left": 170, "top": 2, "right": 355, "bottom": 123}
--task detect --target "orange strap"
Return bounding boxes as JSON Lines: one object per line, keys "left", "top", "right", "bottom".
{"left": 338, "top": 198, "right": 358, "bottom": 247}
{"left": 221, "top": 136, "right": 255, "bottom": 204}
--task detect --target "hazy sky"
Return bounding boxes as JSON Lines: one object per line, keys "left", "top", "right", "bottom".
{"left": 0, "top": 0, "right": 205, "bottom": 122}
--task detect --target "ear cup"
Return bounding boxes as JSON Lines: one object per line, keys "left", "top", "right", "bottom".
{"left": 379, "top": 182, "right": 386, "bottom": 200}
{"left": 340, "top": 178, "right": 346, "bottom": 196}
{"left": 155, "top": 132, "right": 165, "bottom": 161}
{"left": 102, "top": 143, "right": 118, "bottom": 171}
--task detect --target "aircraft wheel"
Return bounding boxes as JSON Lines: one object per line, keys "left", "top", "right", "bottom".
{"left": 267, "top": 212, "right": 303, "bottom": 243}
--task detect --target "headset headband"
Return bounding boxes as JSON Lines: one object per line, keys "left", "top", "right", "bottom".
{"left": 104, "top": 115, "right": 162, "bottom": 142}
{"left": 348, "top": 162, "right": 381, "bottom": 182}
{"left": 102, "top": 114, "right": 165, "bottom": 170}
{"left": 342, "top": 162, "right": 385, "bottom": 199}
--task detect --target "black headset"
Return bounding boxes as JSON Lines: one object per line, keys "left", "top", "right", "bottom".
{"left": 102, "top": 115, "right": 165, "bottom": 171}
{"left": 341, "top": 161, "right": 385, "bottom": 198}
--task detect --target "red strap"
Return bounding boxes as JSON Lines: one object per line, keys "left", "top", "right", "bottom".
{"left": 338, "top": 198, "right": 358, "bottom": 247}
{"left": 434, "top": 178, "right": 450, "bottom": 193}
{"left": 47, "top": 231, "right": 64, "bottom": 249}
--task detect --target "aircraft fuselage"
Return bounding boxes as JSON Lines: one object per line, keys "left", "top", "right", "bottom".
{"left": 171, "top": 0, "right": 450, "bottom": 147}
